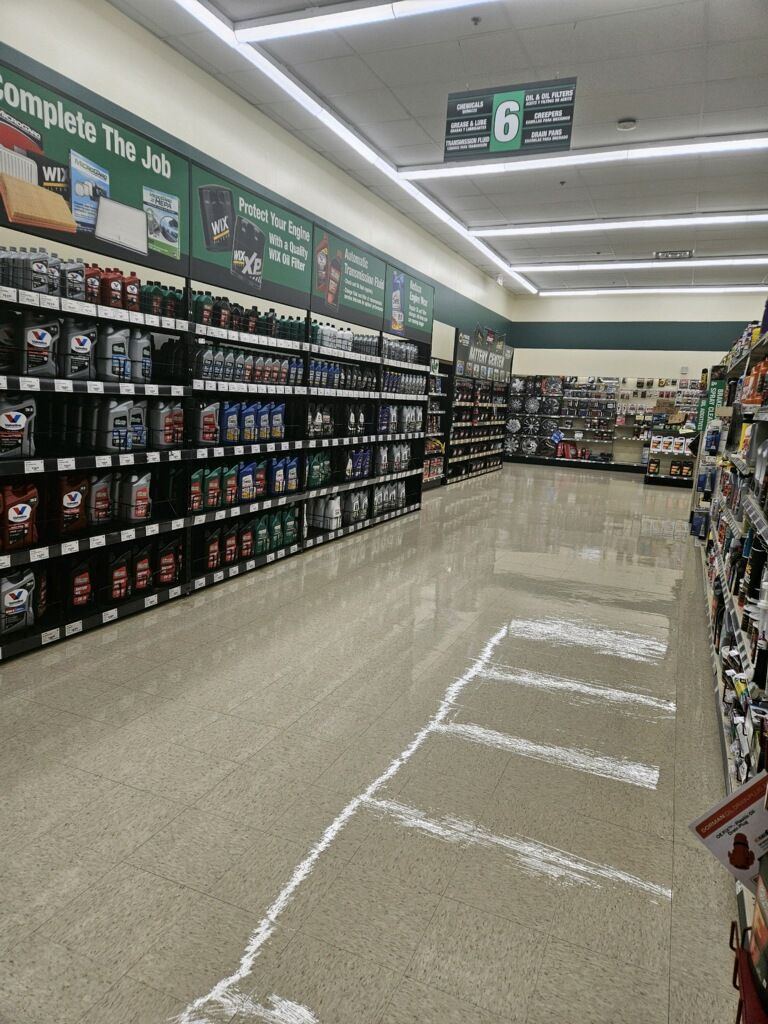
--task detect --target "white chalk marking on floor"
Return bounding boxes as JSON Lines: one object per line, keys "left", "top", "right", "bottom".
{"left": 435, "top": 721, "right": 660, "bottom": 789}
{"left": 478, "top": 665, "right": 675, "bottom": 714}
{"left": 506, "top": 617, "right": 667, "bottom": 662}
{"left": 367, "top": 797, "right": 671, "bottom": 900}
{"left": 174, "top": 625, "right": 511, "bottom": 1024}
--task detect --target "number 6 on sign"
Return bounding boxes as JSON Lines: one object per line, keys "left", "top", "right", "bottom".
{"left": 493, "top": 99, "right": 520, "bottom": 143}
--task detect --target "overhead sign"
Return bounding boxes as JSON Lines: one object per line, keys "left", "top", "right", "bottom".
{"left": 444, "top": 79, "right": 576, "bottom": 162}
{"left": 0, "top": 60, "right": 189, "bottom": 272}
{"left": 191, "top": 164, "right": 312, "bottom": 308}
{"left": 384, "top": 265, "right": 434, "bottom": 344}
{"left": 455, "top": 325, "right": 511, "bottom": 381}
{"left": 311, "top": 227, "right": 386, "bottom": 331}
{"left": 654, "top": 249, "right": 694, "bottom": 259}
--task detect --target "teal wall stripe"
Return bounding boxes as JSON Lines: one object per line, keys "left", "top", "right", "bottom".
{"left": 508, "top": 321, "right": 743, "bottom": 351}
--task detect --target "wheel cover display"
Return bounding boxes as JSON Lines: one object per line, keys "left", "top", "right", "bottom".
{"left": 542, "top": 376, "right": 563, "bottom": 396}
{"left": 521, "top": 437, "right": 538, "bottom": 455}
{"left": 508, "top": 397, "right": 523, "bottom": 414}
{"left": 524, "top": 396, "right": 541, "bottom": 414}
{"left": 522, "top": 417, "right": 540, "bottom": 436}
{"left": 509, "top": 377, "right": 525, "bottom": 394}
{"left": 507, "top": 418, "right": 522, "bottom": 434}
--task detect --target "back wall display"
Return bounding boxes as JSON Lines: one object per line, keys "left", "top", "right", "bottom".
{"left": 0, "top": 58, "right": 188, "bottom": 272}
{"left": 190, "top": 164, "right": 312, "bottom": 308}
{"left": 311, "top": 226, "right": 386, "bottom": 331}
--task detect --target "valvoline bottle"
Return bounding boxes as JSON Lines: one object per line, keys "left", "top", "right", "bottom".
{"left": 119, "top": 471, "right": 152, "bottom": 522}
{"left": 57, "top": 475, "right": 89, "bottom": 535}
{"left": 130, "top": 400, "right": 148, "bottom": 450}
{"left": 108, "top": 547, "right": 132, "bottom": 601}
{"left": 69, "top": 557, "right": 96, "bottom": 612}
{"left": 87, "top": 473, "right": 113, "bottom": 525}
{"left": 97, "top": 325, "right": 131, "bottom": 382}
{"left": 19, "top": 313, "right": 59, "bottom": 377}
{"left": 0, "top": 396, "right": 36, "bottom": 458}
{"left": 223, "top": 525, "right": 238, "bottom": 564}
{"left": 1, "top": 569, "right": 36, "bottom": 634}
{"left": 59, "top": 319, "right": 96, "bottom": 379}
{"left": 122, "top": 270, "right": 141, "bottom": 312}
{"left": 100, "top": 268, "right": 124, "bottom": 308}
{"left": 1, "top": 482, "right": 39, "bottom": 550}
{"left": 129, "top": 329, "right": 152, "bottom": 383}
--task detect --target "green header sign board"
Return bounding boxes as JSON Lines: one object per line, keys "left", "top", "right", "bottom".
{"left": 0, "top": 60, "right": 188, "bottom": 272}
{"left": 384, "top": 265, "right": 434, "bottom": 344}
{"left": 311, "top": 226, "right": 386, "bottom": 331}
{"left": 190, "top": 164, "right": 312, "bottom": 308}
{"left": 444, "top": 78, "right": 576, "bottom": 162}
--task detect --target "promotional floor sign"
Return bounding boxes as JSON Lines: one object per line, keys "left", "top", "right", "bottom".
{"left": 690, "top": 771, "right": 768, "bottom": 894}
{"left": 0, "top": 59, "right": 188, "bottom": 270}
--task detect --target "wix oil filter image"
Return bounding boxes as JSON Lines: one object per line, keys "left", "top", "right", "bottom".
{"left": 198, "top": 185, "right": 234, "bottom": 252}
{"left": 230, "top": 215, "right": 264, "bottom": 289}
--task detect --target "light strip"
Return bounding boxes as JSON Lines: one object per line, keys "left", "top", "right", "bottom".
{"left": 473, "top": 212, "right": 768, "bottom": 238}
{"left": 540, "top": 286, "right": 768, "bottom": 297}
{"left": 511, "top": 256, "right": 768, "bottom": 273}
{"left": 235, "top": 0, "right": 498, "bottom": 42}
{"left": 171, "top": 0, "right": 537, "bottom": 293}
{"left": 401, "top": 135, "right": 768, "bottom": 180}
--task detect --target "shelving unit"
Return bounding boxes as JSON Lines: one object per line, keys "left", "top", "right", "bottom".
{"left": 445, "top": 374, "right": 506, "bottom": 484}
{"left": 423, "top": 358, "right": 450, "bottom": 490}
{"left": 0, "top": 259, "right": 430, "bottom": 661}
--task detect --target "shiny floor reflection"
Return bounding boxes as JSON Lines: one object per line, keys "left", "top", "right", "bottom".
{"left": 0, "top": 466, "right": 734, "bottom": 1023}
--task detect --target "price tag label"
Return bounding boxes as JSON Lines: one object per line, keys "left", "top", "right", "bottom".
{"left": 234, "top": 445, "right": 244, "bottom": 456}
{"left": 168, "top": 450, "right": 181, "bottom": 461}
{"left": 118, "top": 453, "right": 134, "bottom": 466}
{"left": 56, "top": 457, "right": 76, "bottom": 471}
{"left": 119, "top": 383, "right": 135, "bottom": 395}
{"left": 102, "top": 608, "right": 118, "bottom": 623}
{"left": 171, "top": 386, "right": 184, "bottom": 396}
{"left": 39, "top": 294, "right": 60, "bottom": 311}
{"left": 145, "top": 314, "right": 160, "bottom": 327}
{"left": 171, "top": 519, "right": 184, "bottom": 531}
{"left": 144, "top": 594, "right": 158, "bottom": 608}
{"left": 145, "top": 384, "right": 159, "bottom": 396}
{"left": 308, "top": 439, "right": 317, "bottom": 448}
{"left": 87, "top": 381, "right": 104, "bottom": 394}
{"left": 121, "top": 529, "right": 136, "bottom": 542}
{"left": 0, "top": 376, "right": 7, "bottom": 390}
{"left": 194, "top": 577, "right": 205, "bottom": 590}
{"left": 18, "top": 289, "right": 40, "bottom": 306}
{"left": 175, "top": 319, "right": 189, "bottom": 332}
{"left": 112, "top": 308, "right": 129, "bottom": 322}
{"left": 277, "top": 549, "right": 285, "bottom": 559}
{"left": 246, "top": 559, "right": 256, "bottom": 571}
{"left": 24, "top": 459, "right": 45, "bottom": 474}
{"left": 65, "top": 621, "right": 83, "bottom": 637}
{"left": 145, "top": 523, "right": 159, "bottom": 536}
{"left": 19, "top": 377, "right": 40, "bottom": 391}
{"left": 205, "top": 380, "right": 216, "bottom": 391}
{"left": 196, "top": 448, "right": 207, "bottom": 460}
{"left": 169, "top": 586, "right": 181, "bottom": 599}
{"left": 129, "top": 311, "right": 144, "bottom": 325}
{"left": 213, "top": 447, "right": 224, "bottom": 458}
{"left": 90, "top": 534, "right": 106, "bottom": 548}
{"left": 194, "top": 514, "right": 205, "bottom": 526}
{"left": 0, "top": 555, "right": 9, "bottom": 570}
{"left": 213, "top": 570, "right": 224, "bottom": 583}
{"left": 41, "top": 627, "right": 60, "bottom": 645}
{"left": 0, "top": 285, "right": 16, "bottom": 302}
{"left": 228, "top": 565, "right": 239, "bottom": 577}
{"left": 278, "top": 497, "right": 287, "bottom": 506}
{"left": 228, "top": 330, "right": 238, "bottom": 341}
{"left": 161, "top": 317, "right": 175, "bottom": 330}
{"left": 215, "top": 509, "right": 226, "bottom": 521}
{"left": 146, "top": 451, "right": 160, "bottom": 463}
{"left": 54, "top": 379, "right": 74, "bottom": 393}
{"left": 192, "top": 379, "right": 203, "bottom": 390}
{"left": 60, "top": 540, "right": 79, "bottom": 555}
{"left": 266, "top": 443, "right": 275, "bottom": 452}
{"left": 266, "top": 553, "right": 275, "bottom": 563}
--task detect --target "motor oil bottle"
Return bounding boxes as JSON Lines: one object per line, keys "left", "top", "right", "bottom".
{"left": 193, "top": 344, "right": 214, "bottom": 380}
{"left": 222, "top": 350, "right": 235, "bottom": 382}
{"left": 97, "top": 399, "right": 132, "bottom": 452}
{"left": 220, "top": 401, "right": 241, "bottom": 444}
{"left": 0, "top": 396, "right": 35, "bottom": 459}
{"left": 0, "top": 309, "right": 19, "bottom": 374}
{"left": 97, "top": 325, "right": 131, "bottom": 382}
{"left": 0, "top": 569, "right": 35, "bottom": 635}
{"left": 239, "top": 518, "right": 254, "bottom": 559}
{"left": 222, "top": 465, "right": 239, "bottom": 506}
{"left": 194, "top": 291, "right": 213, "bottom": 326}
{"left": 283, "top": 507, "right": 298, "bottom": 546}
{"left": 132, "top": 542, "right": 154, "bottom": 593}
{"left": 46, "top": 253, "right": 61, "bottom": 296}
{"left": 108, "top": 547, "right": 132, "bottom": 601}
{"left": 212, "top": 347, "right": 225, "bottom": 381}
{"left": 87, "top": 472, "right": 113, "bottom": 526}
{"left": 270, "top": 458, "right": 285, "bottom": 495}
{"left": 57, "top": 474, "right": 89, "bottom": 535}
{"left": 271, "top": 403, "right": 285, "bottom": 440}
{"left": 286, "top": 457, "right": 299, "bottom": 493}
{"left": 222, "top": 524, "right": 238, "bottom": 565}
{"left": 188, "top": 466, "right": 204, "bottom": 512}
{"left": 141, "top": 281, "right": 164, "bottom": 317}
{"left": 258, "top": 403, "right": 272, "bottom": 441}
{"left": 205, "top": 527, "right": 221, "bottom": 570}
{"left": 195, "top": 401, "right": 220, "bottom": 446}
{"left": 252, "top": 514, "right": 267, "bottom": 554}
{"left": 34, "top": 566, "right": 47, "bottom": 625}
{"left": 60, "top": 258, "right": 85, "bottom": 300}
{"left": 203, "top": 466, "right": 222, "bottom": 510}
{"left": 239, "top": 462, "right": 256, "bottom": 502}
{"left": 149, "top": 400, "right": 183, "bottom": 449}
{"left": 68, "top": 556, "right": 96, "bottom": 613}
{"left": 122, "top": 270, "right": 141, "bottom": 312}
{"left": 240, "top": 401, "right": 258, "bottom": 443}
{"left": 163, "top": 287, "right": 182, "bottom": 320}
{"left": 254, "top": 355, "right": 265, "bottom": 383}
{"left": 263, "top": 357, "right": 274, "bottom": 383}
{"left": 100, "top": 268, "right": 123, "bottom": 308}
{"left": 84, "top": 264, "right": 102, "bottom": 305}
{"left": 1, "top": 482, "right": 38, "bottom": 550}
{"left": 156, "top": 537, "right": 182, "bottom": 586}
{"left": 243, "top": 352, "right": 254, "bottom": 383}
{"left": 19, "top": 313, "right": 59, "bottom": 377}
{"left": 119, "top": 471, "right": 151, "bottom": 522}
{"left": 59, "top": 319, "right": 96, "bottom": 379}
{"left": 212, "top": 296, "right": 231, "bottom": 329}
{"left": 129, "top": 329, "right": 152, "bottom": 383}
{"left": 269, "top": 511, "right": 283, "bottom": 551}
{"left": 26, "top": 249, "right": 48, "bottom": 293}
{"left": 130, "top": 399, "right": 148, "bottom": 450}
{"left": 233, "top": 351, "right": 245, "bottom": 383}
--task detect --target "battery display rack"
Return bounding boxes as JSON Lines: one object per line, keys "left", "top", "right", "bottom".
{"left": 445, "top": 375, "right": 506, "bottom": 485}
{"left": 0, "top": 250, "right": 430, "bottom": 662}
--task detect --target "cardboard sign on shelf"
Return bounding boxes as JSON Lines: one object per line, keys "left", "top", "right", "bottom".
{"left": 690, "top": 771, "right": 768, "bottom": 894}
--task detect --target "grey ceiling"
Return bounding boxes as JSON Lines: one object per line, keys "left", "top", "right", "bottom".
{"left": 109, "top": 0, "right": 768, "bottom": 291}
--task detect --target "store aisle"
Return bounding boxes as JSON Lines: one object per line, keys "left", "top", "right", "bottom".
{"left": 0, "top": 466, "right": 734, "bottom": 1024}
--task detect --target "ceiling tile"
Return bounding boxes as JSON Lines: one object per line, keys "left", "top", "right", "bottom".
{"left": 362, "top": 118, "right": 433, "bottom": 150}
{"left": 263, "top": 32, "right": 355, "bottom": 64}
{"left": 707, "top": 0, "right": 768, "bottom": 43}
{"left": 363, "top": 41, "right": 464, "bottom": 88}
{"left": 332, "top": 88, "right": 410, "bottom": 125}
{"left": 295, "top": 54, "right": 386, "bottom": 96}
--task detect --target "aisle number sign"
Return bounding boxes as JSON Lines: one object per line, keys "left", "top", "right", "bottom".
{"left": 444, "top": 79, "right": 577, "bottom": 162}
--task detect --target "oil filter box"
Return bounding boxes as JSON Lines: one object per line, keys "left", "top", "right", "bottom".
{"left": 231, "top": 215, "right": 264, "bottom": 290}
{"left": 198, "top": 186, "right": 233, "bottom": 252}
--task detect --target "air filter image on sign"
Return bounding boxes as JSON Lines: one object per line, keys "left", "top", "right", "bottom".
{"left": 230, "top": 215, "right": 264, "bottom": 290}
{"left": 198, "top": 185, "right": 234, "bottom": 252}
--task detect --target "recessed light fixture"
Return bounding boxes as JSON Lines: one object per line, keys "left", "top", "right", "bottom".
{"left": 510, "top": 256, "right": 768, "bottom": 273}
{"left": 540, "top": 286, "right": 768, "bottom": 297}
{"left": 617, "top": 118, "right": 637, "bottom": 132}
{"left": 472, "top": 212, "right": 768, "bottom": 237}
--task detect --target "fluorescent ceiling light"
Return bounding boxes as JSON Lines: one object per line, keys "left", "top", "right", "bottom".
{"left": 401, "top": 136, "right": 768, "bottom": 180}
{"left": 171, "top": 0, "right": 537, "bottom": 293}
{"left": 540, "top": 286, "right": 768, "bottom": 297}
{"left": 511, "top": 256, "right": 768, "bottom": 273}
{"left": 473, "top": 212, "right": 768, "bottom": 238}
{"left": 235, "top": 0, "right": 497, "bottom": 42}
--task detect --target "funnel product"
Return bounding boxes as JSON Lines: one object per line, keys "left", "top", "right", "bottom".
{"left": 199, "top": 186, "right": 234, "bottom": 252}
{"left": 231, "top": 215, "right": 264, "bottom": 289}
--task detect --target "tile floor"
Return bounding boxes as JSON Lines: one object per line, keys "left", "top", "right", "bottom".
{"left": 0, "top": 465, "right": 736, "bottom": 1023}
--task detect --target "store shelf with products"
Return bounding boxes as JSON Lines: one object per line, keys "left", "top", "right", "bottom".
{"left": 0, "top": 241, "right": 430, "bottom": 661}
{"left": 445, "top": 372, "right": 508, "bottom": 485}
